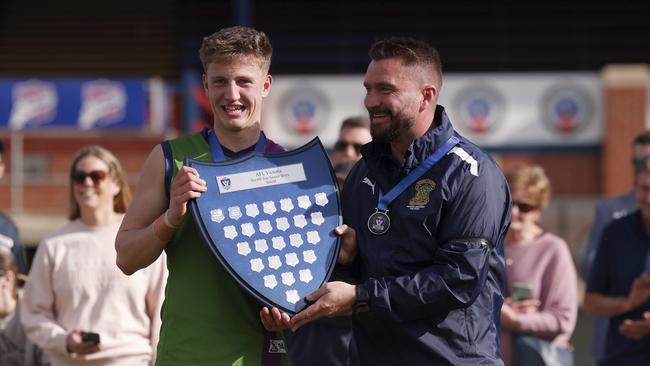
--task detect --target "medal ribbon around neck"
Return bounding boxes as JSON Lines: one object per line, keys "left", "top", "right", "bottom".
{"left": 368, "top": 133, "right": 460, "bottom": 235}
{"left": 208, "top": 129, "right": 267, "bottom": 162}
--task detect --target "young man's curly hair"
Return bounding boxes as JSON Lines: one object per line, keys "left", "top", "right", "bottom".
{"left": 199, "top": 26, "right": 273, "bottom": 73}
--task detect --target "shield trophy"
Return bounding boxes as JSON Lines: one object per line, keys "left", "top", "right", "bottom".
{"left": 186, "top": 137, "right": 341, "bottom": 315}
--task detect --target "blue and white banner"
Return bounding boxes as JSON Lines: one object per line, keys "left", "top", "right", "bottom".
{"left": 0, "top": 78, "right": 147, "bottom": 130}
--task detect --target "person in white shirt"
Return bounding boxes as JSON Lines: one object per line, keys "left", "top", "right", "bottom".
{"left": 21, "top": 145, "right": 167, "bottom": 366}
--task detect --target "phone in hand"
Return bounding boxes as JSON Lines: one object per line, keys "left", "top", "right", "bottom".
{"left": 511, "top": 282, "right": 532, "bottom": 301}
{"left": 81, "top": 331, "right": 100, "bottom": 345}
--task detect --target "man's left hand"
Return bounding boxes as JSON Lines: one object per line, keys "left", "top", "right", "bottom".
{"left": 290, "top": 281, "right": 356, "bottom": 331}
{"left": 619, "top": 311, "right": 650, "bottom": 340}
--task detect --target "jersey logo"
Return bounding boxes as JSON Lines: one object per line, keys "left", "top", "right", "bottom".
{"left": 407, "top": 179, "right": 436, "bottom": 210}
{"left": 448, "top": 147, "right": 479, "bottom": 176}
{"left": 362, "top": 177, "right": 376, "bottom": 195}
{"left": 268, "top": 339, "right": 287, "bottom": 353}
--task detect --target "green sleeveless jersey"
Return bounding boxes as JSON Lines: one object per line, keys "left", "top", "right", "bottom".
{"left": 155, "top": 132, "right": 290, "bottom": 366}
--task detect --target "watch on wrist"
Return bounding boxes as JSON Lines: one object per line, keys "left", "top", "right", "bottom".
{"left": 354, "top": 283, "right": 370, "bottom": 314}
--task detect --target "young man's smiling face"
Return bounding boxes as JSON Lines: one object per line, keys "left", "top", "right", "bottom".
{"left": 202, "top": 57, "right": 272, "bottom": 133}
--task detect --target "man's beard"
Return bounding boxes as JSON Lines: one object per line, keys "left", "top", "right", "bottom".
{"left": 369, "top": 107, "right": 415, "bottom": 144}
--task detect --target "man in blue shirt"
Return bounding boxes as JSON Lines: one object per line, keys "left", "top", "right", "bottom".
{"left": 584, "top": 154, "right": 650, "bottom": 366}
{"left": 582, "top": 131, "right": 650, "bottom": 362}
{"left": 0, "top": 141, "right": 26, "bottom": 275}
{"left": 265, "top": 37, "right": 511, "bottom": 365}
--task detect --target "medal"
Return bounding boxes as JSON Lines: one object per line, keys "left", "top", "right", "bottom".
{"left": 367, "top": 210, "right": 390, "bottom": 235}
{"left": 367, "top": 134, "right": 460, "bottom": 236}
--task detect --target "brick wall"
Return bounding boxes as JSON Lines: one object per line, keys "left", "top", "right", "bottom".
{"left": 602, "top": 65, "right": 650, "bottom": 197}
{"left": 0, "top": 133, "right": 166, "bottom": 213}
{"left": 495, "top": 152, "right": 601, "bottom": 196}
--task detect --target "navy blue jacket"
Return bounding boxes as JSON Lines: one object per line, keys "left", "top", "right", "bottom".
{"left": 342, "top": 106, "right": 511, "bottom": 365}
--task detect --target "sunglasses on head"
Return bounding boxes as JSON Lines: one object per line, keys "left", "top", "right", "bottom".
{"left": 334, "top": 140, "right": 363, "bottom": 153}
{"left": 512, "top": 201, "right": 538, "bottom": 213}
{"left": 72, "top": 170, "right": 108, "bottom": 185}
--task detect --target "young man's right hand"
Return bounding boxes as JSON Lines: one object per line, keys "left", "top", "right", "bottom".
{"left": 166, "top": 166, "right": 207, "bottom": 227}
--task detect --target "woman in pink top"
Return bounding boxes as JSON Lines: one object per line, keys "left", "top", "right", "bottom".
{"left": 21, "top": 145, "right": 167, "bottom": 366}
{"left": 501, "top": 164, "right": 578, "bottom": 366}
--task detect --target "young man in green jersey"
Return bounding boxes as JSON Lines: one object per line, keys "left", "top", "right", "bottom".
{"left": 115, "top": 26, "right": 290, "bottom": 366}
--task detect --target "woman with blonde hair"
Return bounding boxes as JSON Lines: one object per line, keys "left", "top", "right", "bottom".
{"left": 500, "top": 164, "right": 578, "bottom": 366}
{"left": 21, "top": 145, "right": 167, "bottom": 366}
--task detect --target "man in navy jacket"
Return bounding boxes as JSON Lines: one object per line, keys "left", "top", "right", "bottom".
{"left": 281, "top": 37, "right": 511, "bottom": 365}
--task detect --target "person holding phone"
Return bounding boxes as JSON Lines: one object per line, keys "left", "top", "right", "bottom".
{"left": 501, "top": 164, "right": 578, "bottom": 366}
{"left": 584, "top": 155, "right": 650, "bottom": 366}
{"left": 581, "top": 131, "right": 650, "bottom": 364}
{"left": 21, "top": 145, "right": 167, "bottom": 366}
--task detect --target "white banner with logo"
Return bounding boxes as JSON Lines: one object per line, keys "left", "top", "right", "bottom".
{"left": 262, "top": 73, "right": 602, "bottom": 150}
